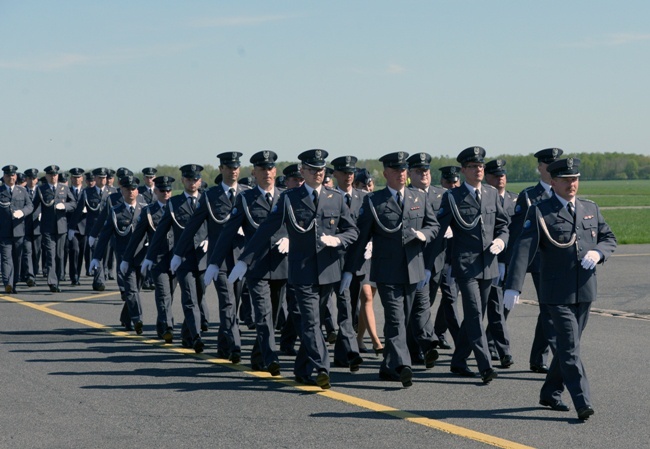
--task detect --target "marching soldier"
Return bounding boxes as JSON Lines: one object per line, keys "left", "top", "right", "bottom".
{"left": 21, "top": 168, "right": 41, "bottom": 286}
{"left": 206, "top": 150, "right": 288, "bottom": 376}
{"left": 505, "top": 158, "right": 616, "bottom": 420}
{"left": 31, "top": 165, "right": 77, "bottom": 293}
{"left": 1, "top": 165, "right": 34, "bottom": 293}
{"left": 505, "top": 148, "right": 563, "bottom": 374}
{"left": 66, "top": 167, "right": 85, "bottom": 286}
{"left": 138, "top": 167, "right": 157, "bottom": 204}
{"left": 144, "top": 164, "right": 209, "bottom": 353}
{"left": 343, "top": 152, "right": 440, "bottom": 388}
{"left": 435, "top": 147, "right": 510, "bottom": 384}
{"left": 89, "top": 176, "right": 148, "bottom": 333}
{"left": 230, "top": 149, "right": 358, "bottom": 389}
{"left": 122, "top": 176, "right": 177, "bottom": 341}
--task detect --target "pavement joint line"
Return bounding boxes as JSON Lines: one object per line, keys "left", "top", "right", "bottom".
{"left": 1, "top": 293, "right": 537, "bottom": 449}
{"left": 610, "top": 253, "right": 650, "bottom": 257}
{"left": 40, "top": 291, "right": 121, "bottom": 308}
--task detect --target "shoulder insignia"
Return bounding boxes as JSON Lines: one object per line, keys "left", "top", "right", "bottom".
{"left": 231, "top": 207, "right": 237, "bottom": 215}
{"left": 271, "top": 204, "right": 278, "bottom": 213}
{"left": 515, "top": 205, "right": 521, "bottom": 213}
{"left": 327, "top": 193, "right": 333, "bottom": 198}
{"left": 583, "top": 215, "right": 594, "bottom": 220}
{"left": 524, "top": 219, "right": 531, "bottom": 229}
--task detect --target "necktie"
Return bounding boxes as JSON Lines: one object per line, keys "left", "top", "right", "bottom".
{"left": 312, "top": 190, "right": 318, "bottom": 208}
{"left": 265, "top": 192, "right": 273, "bottom": 208}
{"left": 52, "top": 185, "right": 56, "bottom": 193}
{"left": 345, "top": 193, "right": 351, "bottom": 208}
{"left": 228, "top": 188, "right": 235, "bottom": 204}
{"left": 129, "top": 205, "right": 135, "bottom": 215}
{"left": 188, "top": 196, "right": 196, "bottom": 211}
{"left": 567, "top": 202, "right": 575, "bottom": 218}
{"left": 500, "top": 195, "right": 504, "bottom": 207}
{"left": 475, "top": 188, "right": 481, "bottom": 206}
{"left": 396, "top": 191, "right": 403, "bottom": 210}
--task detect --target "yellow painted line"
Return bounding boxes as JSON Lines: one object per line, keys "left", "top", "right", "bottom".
{"left": 610, "top": 253, "right": 650, "bottom": 257}
{"left": 2, "top": 294, "right": 535, "bottom": 449}
{"left": 41, "top": 291, "right": 121, "bottom": 308}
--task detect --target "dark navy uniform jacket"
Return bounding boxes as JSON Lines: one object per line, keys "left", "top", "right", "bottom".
{"left": 24, "top": 186, "right": 41, "bottom": 237}
{"left": 32, "top": 183, "right": 77, "bottom": 235}
{"left": 210, "top": 187, "right": 288, "bottom": 280}
{"left": 137, "top": 185, "right": 155, "bottom": 204}
{"left": 345, "top": 186, "right": 439, "bottom": 285}
{"left": 339, "top": 187, "right": 367, "bottom": 277}
{"left": 423, "top": 185, "right": 447, "bottom": 275}
{"left": 148, "top": 193, "right": 208, "bottom": 271}
{"left": 94, "top": 200, "right": 148, "bottom": 264}
{"left": 123, "top": 201, "right": 173, "bottom": 271}
{"left": 174, "top": 183, "right": 249, "bottom": 271}
{"left": 239, "top": 184, "right": 358, "bottom": 285}
{"left": 89, "top": 190, "right": 123, "bottom": 239}
{"left": 498, "top": 190, "right": 518, "bottom": 264}
{"left": 435, "top": 183, "right": 510, "bottom": 280}
{"left": 505, "top": 182, "right": 548, "bottom": 272}
{"left": 505, "top": 195, "right": 616, "bottom": 304}
{"left": 70, "top": 186, "right": 103, "bottom": 236}
{"left": 0, "top": 185, "right": 34, "bottom": 238}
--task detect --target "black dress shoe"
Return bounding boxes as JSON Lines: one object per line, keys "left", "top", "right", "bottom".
{"left": 539, "top": 399, "right": 570, "bottom": 412}
{"left": 378, "top": 370, "right": 399, "bottom": 382}
{"left": 530, "top": 364, "right": 549, "bottom": 374}
{"left": 490, "top": 350, "right": 500, "bottom": 361}
{"left": 92, "top": 283, "right": 105, "bottom": 292}
{"left": 500, "top": 355, "right": 514, "bottom": 368}
{"left": 229, "top": 352, "right": 241, "bottom": 364}
{"left": 437, "top": 337, "right": 452, "bottom": 350}
{"left": 268, "top": 361, "right": 281, "bottom": 377}
{"left": 280, "top": 347, "right": 297, "bottom": 356}
{"left": 107, "top": 273, "right": 115, "bottom": 280}
{"left": 201, "top": 323, "right": 209, "bottom": 332}
{"left": 26, "top": 278, "right": 36, "bottom": 287}
{"left": 123, "top": 322, "right": 134, "bottom": 331}
{"left": 216, "top": 349, "right": 229, "bottom": 359}
{"left": 181, "top": 339, "right": 192, "bottom": 348}
{"left": 134, "top": 321, "right": 144, "bottom": 335}
{"left": 49, "top": 285, "right": 61, "bottom": 293}
{"left": 399, "top": 366, "right": 413, "bottom": 388}
{"left": 193, "top": 338, "right": 205, "bottom": 354}
{"left": 295, "top": 375, "right": 316, "bottom": 386}
{"left": 481, "top": 368, "right": 498, "bottom": 384}
{"left": 348, "top": 355, "right": 364, "bottom": 372}
{"left": 450, "top": 366, "right": 477, "bottom": 377}
{"left": 5, "top": 285, "right": 13, "bottom": 293}
{"left": 246, "top": 322, "right": 256, "bottom": 330}
{"left": 162, "top": 328, "right": 173, "bottom": 343}
{"left": 316, "top": 370, "right": 331, "bottom": 389}
{"left": 577, "top": 406, "right": 594, "bottom": 420}
{"left": 333, "top": 360, "right": 348, "bottom": 368}
{"left": 326, "top": 331, "right": 337, "bottom": 344}
{"left": 424, "top": 348, "right": 439, "bottom": 369}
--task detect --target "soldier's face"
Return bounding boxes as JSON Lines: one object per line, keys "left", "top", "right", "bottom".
{"left": 461, "top": 163, "right": 484, "bottom": 185}
{"left": 538, "top": 162, "right": 552, "bottom": 183}
{"left": 3, "top": 173, "right": 16, "bottom": 186}
{"left": 253, "top": 165, "right": 276, "bottom": 190}
{"left": 26, "top": 177, "right": 38, "bottom": 188}
{"left": 383, "top": 167, "right": 407, "bottom": 190}
{"left": 121, "top": 186, "right": 138, "bottom": 203}
{"left": 96, "top": 177, "right": 107, "bottom": 188}
{"left": 85, "top": 179, "right": 96, "bottom": 188}
{"left": 286, "top": 176, "right": 304, "bottom": 189}
{"left": 70, "top": 176, "right": 83, "bottom": 187}
{"left": 46, "top": 173, "right": 58, "bottom": 185}
{"left": 182, "top": 176, "right": 201, "bottom": 194}
{"left": 408, "top": 168, "right": 430, "bottom": 190}
{"left": 300, "top": 166, "right": 325, "bottom": 188}
{"left": 220, "top": 165, "right": 240, "bottom": 185}
{"left": 440, "top": 178, "right": 459, "bottom": 189}
{"left": 551, "top": 176, "right": 579, "bottom": 201}
{"left": 485, "top": 173, "right": 506, "bottom": 191}
{"left": 144, "top": 175, "right": 155, "bottom": 187}
{"left": 333, "top": 170, "right": 354, "bottom": 191}
{"left": 154, "top": 187, "right": 172, "bottom": 203}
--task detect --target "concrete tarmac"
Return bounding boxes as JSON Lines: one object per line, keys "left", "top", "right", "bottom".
{"left": 1, "top": 244, "right": 648, "bottom": 449}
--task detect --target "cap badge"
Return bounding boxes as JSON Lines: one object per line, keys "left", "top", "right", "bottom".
{"left": 552, "top": 148, "right": 559, "bottom": 158}
{"left": 420, "top": 153, "right": 426, "bottom": 161}
{"left": 567, "top": 158, "right": 574, "bottom": 168}
{"left": 263, "top": 151, "right": 270, "bottom": 160}
{"left": 315, "top": 149, "right": 322, "bottom": 159}
{"left": 474, "top": 147, "right": 480, "bottom": 155}
{"left": 398, "top": 151, "right": 404, "bottom": 160}
{"left": 345, "top": 156, "right": 351, "bottom": 164}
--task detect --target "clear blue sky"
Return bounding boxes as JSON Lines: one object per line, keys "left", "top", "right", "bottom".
{"left": 2, "top": 1, "right": 649, "bottom": 173}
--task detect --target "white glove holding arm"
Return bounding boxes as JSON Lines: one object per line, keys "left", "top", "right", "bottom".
{"left": 88, "top": 236, "right": 96, "bottom": 247}
{"left": 411, "top": 228, "right": 427, "bottom": 242}
{"left": 489, "top": 238, "right": 505, "bottom": 255}
{"left": 227, "top": 260, "right": 248, "bottom": 284}
{"left": 363, "top": 241, "right": 373, "bottom": 259}
{"left": 119, "top": 261, "right": 129, "bottom": 276}
{"left": 339, "top": 272, "right": 353, "bottom": 294}
{"left": 320, "top": 234, "right": 341, "bottom": 247}
{"left": 275, "top": 237, "right": 289, "bottom": 254}
{"left": 581, "top": 250, "right": 601, "bottom": 270}
{"left": 204, "top": 263, "right": 219, "bottom": 287}
{"left": 503, "top": 289, "right": 520, "bottom": 311}
{"left": 169, "top": 255, "right": 182, "bottom": 274}
{"left": 416, "top": 269, "right": 432, "bottom": 291}
{"left": 199, "top": 239, "right": 209, "bottom": 252}
{"left": 55, "top": 202, "right": 66, "bottom": 210}
{"left": 67, "top": 229, "right": 76, "bottom": 241}
{"left": 140, "top": 259, "right": 154, "bottom": 276}
{"left": 13, "top": 210, "right": 24, "bottom": 219}
{"left": 444, "top": 227, "right": 453, "bottom": 239}
{"left": 89, "top": 259, "right": 101, "bottom": 273}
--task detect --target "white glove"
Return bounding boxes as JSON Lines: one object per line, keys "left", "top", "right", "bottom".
{"left": 275, "top": 237, "right": 289, "bottom": 254}
{"left": 170, "top": 255, "right": 182, "bottom": 274}
{"left": 204, "top": 263, "right": 220, "bottom": 287}
{"left": 37, "top": 213, "right": 41, "bottom": 221}
{"left": 363, "top": 241, "right": 373, "bottom": 259}
{"left": 444, "top": 227, "right": 453, "bottom": 239}
{"left": 237, "top": 226, "right": 245, "bottom": 236}
{"left": 67, "top": 229, "right": 76, "bottom": 241}
{"left": 89, "top": 259, "right": 101, "bottom": 273}
{"left": 119, "top": 261, "right": 129, "bottom": 276}
{"left": 339, "top": 272, "right": 353, "bottom": 294}
{"left": 227, "top": 260, "right": 247, "bottom": 284}
{"left": 498, "top": 263, "right": 506, "bottom": 282}
{"left": 489, "top": 238, "right": 505, "bottom": 255}
{"left": 55, "top": 202, "right": 66, "bottom": 210}
{"left": 581, "top": 250, "right": 601, "bottom": 270}
{"left": 412, "top": 228, "right": 426, "bottom": 242}
{"left": 140, "top": 259, "right": 154, "bottom": 276}
{"left": 82, "top": 206, "right": 87, "bottom": 213}
{"left": 199, "top": 239, "right": 209, "bottom": 252}
{"left": 320, "top": 234, "right": 341, "bottom": 247}
{"left": 416, "top": 269, "right": 432, "bottom": 291}
{"left": 13, "top": 210, "right": 24, "bottom": 219}
{"left": 88, "top": 236, "right": 96, "bottom": 247}
{"left": 503, "top": 289, "right": 520, "bottom": 311}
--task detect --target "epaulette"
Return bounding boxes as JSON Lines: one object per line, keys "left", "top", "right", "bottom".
{"left": 324, "top": 186, "right": 342, "bottom": 195}
{"left": 483, "top": 184, "right": 497, "bottom": 191}
{"left": 579, "top": 197, "right": 596, "bottom": 204}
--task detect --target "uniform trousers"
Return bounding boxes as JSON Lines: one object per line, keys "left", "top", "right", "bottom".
{"left": 178, "top": 268, "right": 206, "bottom": 344}
{"left": 377, "top": 282, "right": 417, "bottom": 378}
{"left": 435, "top": 267, "right": 461, "bottom": 343}
{"left": 42, "top": 232, "right": 66, "bottom": 287}
{"left": 1, "top": 236, "right": 23, "bottom": 288}
{"left": 540, "top": 302, "right": 591, "bottom": 409}
{"left": 293, "top": 283, "right": 333, "bottom": 378}
{"left": 451, "top": 278, "right": 493, "bottom": 373}
{"left": 530, "top": 272, "right": 557, "bottom": 366}
{"left": 152, "top": 268, "right": 177, "bottom": 337}
{"left": 486, "top": 283, "right": 512, "bottom": 358}
{"left": 214, "top": 270, "right": 241, "bottom": 356}
{"left": 333, "top": 280, "right": 362, "bottom": 365}
{"left": 248, "top": 278, "right": 285, "bottom": 368}
{"left": 67, "top": 233, "right": 86, "bottom": 282}
{"left": 21, "top": 234, "right": 41, "bottom": 280}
